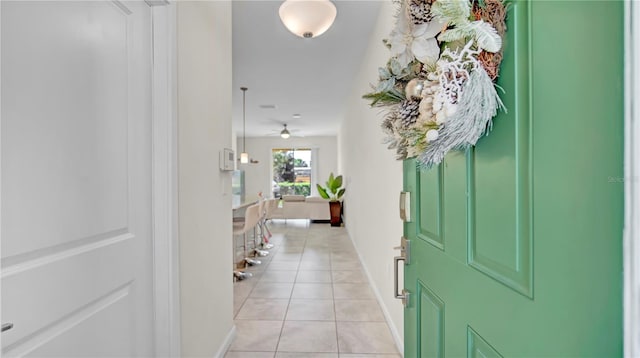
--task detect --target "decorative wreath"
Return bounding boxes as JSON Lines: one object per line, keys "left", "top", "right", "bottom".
{"left": 363, "top": 0, "right": 507, "bottom": 168}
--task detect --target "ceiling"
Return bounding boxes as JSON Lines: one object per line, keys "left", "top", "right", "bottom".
{"left": 232, "top": 1, "right": 383, "bottom": 138}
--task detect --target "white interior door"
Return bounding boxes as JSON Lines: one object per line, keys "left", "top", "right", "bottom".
{"left": 1, "top": 1, "right": 154, "bottom": 356}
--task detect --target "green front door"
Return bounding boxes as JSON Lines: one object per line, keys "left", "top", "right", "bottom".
{"left": 402, "top": 1, "right": 624, "bottom": 356}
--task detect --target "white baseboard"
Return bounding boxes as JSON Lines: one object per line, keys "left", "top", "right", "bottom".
{"left": 214, "top": 325, "right": 237, "bottom": 358}
{"left": 346, "top": 229, "right": 405, "bottom": 356}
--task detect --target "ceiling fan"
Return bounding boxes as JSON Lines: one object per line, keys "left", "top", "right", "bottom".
{"left": 280, "top": 124, "right": 292, "bottom": 139}
{"left": 266, "top": 123, "right": 302, "bottom": 138}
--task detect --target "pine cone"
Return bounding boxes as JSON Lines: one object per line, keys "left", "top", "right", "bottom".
{"left": 408, "top": 0, "right": 434, "bottom": 25}
{"left": 398, "top": 99, "right": 420, "bottom": 129}
{"left": 472, "top": 0, "right": 506, "bottom": 81}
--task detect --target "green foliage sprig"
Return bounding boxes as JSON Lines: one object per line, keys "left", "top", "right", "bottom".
{"left": 316, "top": 173, "right": 345, "bottom": 202}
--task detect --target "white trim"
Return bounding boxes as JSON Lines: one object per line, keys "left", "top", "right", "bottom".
{"left": 347, "top": 233, "right": 404, "bottom": 356}
{"left": 624, "top": 1, "right": 640, "bottom": 356}
{"left": 151, "top": 3, "right": 181, "bottom": 357}
{"left": 215, "top": 325, "right": 237, "bottom": 358}
{"left": 311, "top": 147, "right": 320, "bottom": 196}
{"left": 0, "top": 1, "right": 4, "bottom": 351}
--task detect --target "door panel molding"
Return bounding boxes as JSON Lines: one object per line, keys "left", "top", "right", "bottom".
{"left": 417, "top": 164, "right": 445, "bottom": 250}
{"left": 417, "top": 281, "right": 445, "bottom": 358}
{"left": 3, "top": 283, "right": 133, "bottom": 357}
{"left": 112, "top": 1, "right": 133, "bottom": 15}
{"left": 467, "top": 326, "right": 503, "bottom": 358}
{"left": 1, "top": 229, "right": 132, "bottom": 278}
{"left": 2, "top": 0, "right": 131, "bottom": 259}
{"left": 466, "top": 0, "right": 533, "bottom": 298}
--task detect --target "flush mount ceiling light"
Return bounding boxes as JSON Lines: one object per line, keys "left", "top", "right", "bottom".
{"left": 240, "top": 87, "right": 249, "bottom": 164}
{"left": 280, "top": 124, "right": 291, "bottom": 139}
{"left": 278, "top": 0, "right": 337, "bottom": 39}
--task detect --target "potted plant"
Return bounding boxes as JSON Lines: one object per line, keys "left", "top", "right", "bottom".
{"left": 316, "top": 172, "right": 345, "bottom": 227}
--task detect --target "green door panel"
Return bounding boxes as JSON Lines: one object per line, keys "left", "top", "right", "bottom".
{"left": 418, "top": 282, "right": 445, "bottom": 358}
{"left": 404, "top": 0, "right": 624, "bottom": 357}
{"left": 417, "top": 164, "right": 445, "bottom": 250}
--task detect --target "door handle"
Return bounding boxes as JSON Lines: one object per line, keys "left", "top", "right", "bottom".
{"left": 394, "top": 255, "right": 410, "bottom": 307}
{"left": 2, "top": 323, "right": 14, "bottom": 333}
{"left": 393, "top": 236, "right": 411, "bottom": 307}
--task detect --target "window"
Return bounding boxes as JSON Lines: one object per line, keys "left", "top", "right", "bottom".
{"left": 272, "top": 148, "right": 312, "bottom": 198}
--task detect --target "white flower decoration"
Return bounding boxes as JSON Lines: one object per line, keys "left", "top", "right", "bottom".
{"left": 388, "top": 6, "right": 446, "bottom": 68}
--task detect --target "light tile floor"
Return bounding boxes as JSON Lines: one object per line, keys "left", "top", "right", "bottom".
{"left": 227, "top": 220, "right": 401, "bottom": 358}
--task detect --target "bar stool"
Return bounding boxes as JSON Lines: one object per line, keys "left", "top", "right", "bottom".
{"left": 233, "top": 203, "right": 262, "bottom": 270}
{"left": 262, "top": 198, "right": 278, "bottom": 244}
{"left": 253, "top": 197, "right": 271, "bottom": 255}
{"left": 256, "top": 198, "right": 274, "bottom": 250}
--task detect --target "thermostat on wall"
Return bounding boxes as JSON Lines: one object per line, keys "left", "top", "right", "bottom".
{"left": 219, "top": 148, "right": 235, "bottom": 171}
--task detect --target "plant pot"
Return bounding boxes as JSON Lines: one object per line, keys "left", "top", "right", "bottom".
{"left": 329, "top": 201, "right": 342, "bottom": 227}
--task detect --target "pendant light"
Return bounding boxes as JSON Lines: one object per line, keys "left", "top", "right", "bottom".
{"left": 279, "top": 0, "right": 337, "bottom": 39}
{"left": 280, "top": 124, "right": 291, "bottom": 139}
{"left": 240, "top": 87, "right": 249, "bottom": 164}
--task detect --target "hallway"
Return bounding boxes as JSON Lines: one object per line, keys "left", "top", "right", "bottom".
{"left": 227, "top": 221, "right": 401, "bottom": 357}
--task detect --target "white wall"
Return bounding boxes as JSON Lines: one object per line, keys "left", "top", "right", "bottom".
{"left": 238, "top": 136, "right": 338, "bottom": 201}
{"left": 177, "top": 2, "right": 234, "bottom": 356}
{"left": 339, "top": 1, "right": 405, "bottom": 350}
